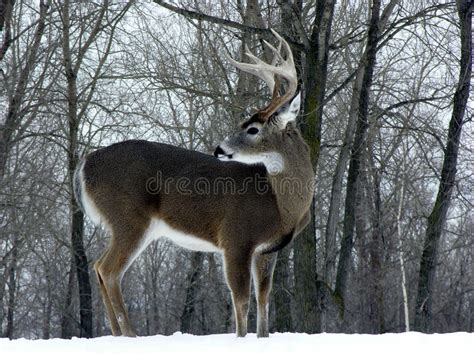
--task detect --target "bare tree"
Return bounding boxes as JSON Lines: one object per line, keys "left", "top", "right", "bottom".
{"left": 334, "top": 0, "right": 382, "bottom": 321}
{"left": 0, "top": 0, "right": 14, "bottom": 61}
{"left": 56, "top": 0, "right": 132, "bottom": 337}
{"left": 414, "top": 0, "right": 472, "bottom": 333}
{"left": 0, "top": 0, "right": 47, "bottom": 176}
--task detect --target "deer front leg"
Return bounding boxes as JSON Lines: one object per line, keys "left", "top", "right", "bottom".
{"left": 252, "top": 252, "right": 277, "bottom": 338}
{"left": 224, "top": 250, "right": 252, "bottom": 337}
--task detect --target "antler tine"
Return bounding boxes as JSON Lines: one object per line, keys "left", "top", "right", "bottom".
{"left": 262, "top": 40, "right": 284, "bottom": 65}
{"left": 268, "top": 29, "right": 296, "bottom": 84}
{"left": 271, "top": 40, "right": 282, "bottom": 66}
{"left": 227, "top": 29, "right": 298, "bottom": 121}
{"left": 260, "top": 30, "right": 297, "bottom": 120}
{"left": 225, "top": 50, "right": 276, "bottom": 93}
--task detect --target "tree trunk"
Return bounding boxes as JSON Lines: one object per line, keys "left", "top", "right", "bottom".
{"left": 5, "top": 238, "right": 18, "bottom": 339}
{"left": 0, "top": 0, "right": 14, "bottom": 62}
{"left": 366, "top": 152, "right": 385, "bottom": 334}
{"left": 293, "top": 203, "right": 320, "bottom": 333}
{"left": 151, "top": 268, "right": 160, "bottom": 334}
{"left": 69, "top": 189, "right": 92, "bottom": 338}
{"left": 324, "top": 65, "right": 364, "bottom": 283}
{"left": 61, "top": 260, "right": 75, "bottom": 338}
{"left": 0, "top": 243, "right": 14, "bottom": 336}
{"left": 42, "top": 271, "right": 52, "bottom": 339}
{"left": 0, "top": 0, "right": 46, "bottom": 177}
{"left": 414, "top": 0, "right": 472, "bottom": 333}
{"left": 396, "top": 142, "right": 410, "bottom": 332}
{"left": 293, "top": 0, "right": 336, "bottom": 334}
{"left": 230, "top": 0, "right": 266, "bottom": 125}
{"left": 334, "top": 0, "right": 382, "bottom": 317}
{"left": 61, "top": 0, "right": 93, "bottom": 338}
{"left": 180, "top": 252, "right": 204, "bottom": 334}
{"left": 0, "top": 2, "right": 46, "bottom": 336}
{"left": 300, "top": 0, "right": 336, "bottom": 164}
{"left": 273, "top": 247, "right": 293, "bottom": 332}
{"left": 271, "top": 0, "right": 301, "bottom": 334}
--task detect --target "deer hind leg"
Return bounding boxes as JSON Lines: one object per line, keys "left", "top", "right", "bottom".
{"left": 252, "top": 252, "right": 277, "bottom": 338}
{"left": 224, "top": 250, "right": 252, "bottom": 337}
{"left": 94, "top": 250, "right": 121, "bottom": 336}
{"left": 96, "top": 227, "right": 150, "bottom": 337}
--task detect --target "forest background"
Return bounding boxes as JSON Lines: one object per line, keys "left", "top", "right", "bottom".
{"left": 0, "top": 0, "right": 472, "bottom": 339}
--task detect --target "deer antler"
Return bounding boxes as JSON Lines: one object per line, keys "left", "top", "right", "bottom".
{"left": 227, "top": 29, "right": 298, "bottom": 121}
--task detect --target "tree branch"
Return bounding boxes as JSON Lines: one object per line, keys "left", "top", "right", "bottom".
{"left": 152, "top": 0, "right": 305, "bottom": 51}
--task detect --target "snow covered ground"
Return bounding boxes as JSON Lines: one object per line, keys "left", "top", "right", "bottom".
{"left": 1, "top": 332, "right": 473, "bottom": 355}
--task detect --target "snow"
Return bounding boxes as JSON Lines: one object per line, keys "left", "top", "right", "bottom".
{"left": 1, "top": 332, "right": 472, "bottom": 355}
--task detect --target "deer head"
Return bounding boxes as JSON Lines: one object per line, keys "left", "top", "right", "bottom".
{"left": 215, "top": 29, "right": 304, "bottom": 176}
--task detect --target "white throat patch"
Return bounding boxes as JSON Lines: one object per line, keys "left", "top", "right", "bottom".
{"left": 229, "top": 151, "right": 285, "bottom": 175}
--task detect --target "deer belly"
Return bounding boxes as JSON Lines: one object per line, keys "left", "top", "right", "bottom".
{"left": 146, "top": 218, "right": 221, "bottom": 253}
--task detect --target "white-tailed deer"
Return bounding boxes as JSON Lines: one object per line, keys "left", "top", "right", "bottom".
{"left": 74, "top": 30, "right": 314, "bottom": 338}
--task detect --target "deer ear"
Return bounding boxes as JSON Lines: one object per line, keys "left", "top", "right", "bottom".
{"left": 274, "top": 92, "right": 301, "bottom": 129}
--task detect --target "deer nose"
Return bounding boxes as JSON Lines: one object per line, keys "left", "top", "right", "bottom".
{"left": 214, "top": 146, "right": 225, "bottom": 158}
{"left": 214, "top": 146, "right": 233, "bottom": 160}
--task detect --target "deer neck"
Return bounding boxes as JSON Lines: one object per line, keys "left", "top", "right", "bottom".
{"left": 268, "top": 155, "right": 314, "bottom": 232}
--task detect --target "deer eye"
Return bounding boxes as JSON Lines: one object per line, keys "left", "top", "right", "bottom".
{"left": 247, "top": 127, "right": 259, "bottom": 135}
